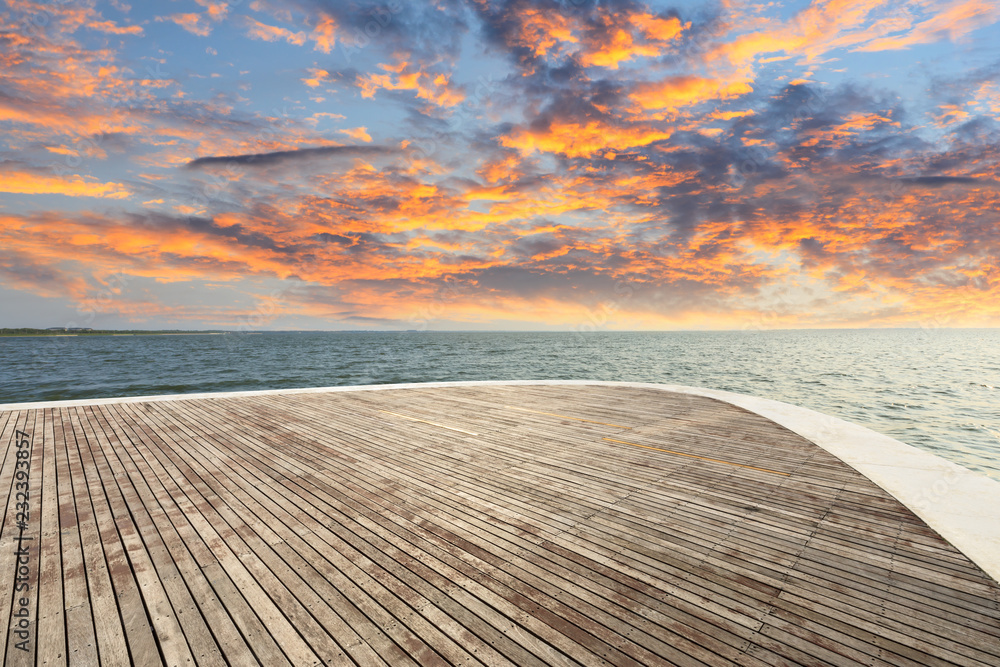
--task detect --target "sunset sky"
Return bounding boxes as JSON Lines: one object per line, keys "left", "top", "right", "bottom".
{"left": 1, "top": 0, "right": 999, "bottom": 331}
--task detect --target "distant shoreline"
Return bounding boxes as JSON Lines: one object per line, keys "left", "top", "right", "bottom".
{"left": 1, "top": 329, "right": 226, "bottom": 338}
{"left": 2, "top": 327, "right": 996, "bottom": 338}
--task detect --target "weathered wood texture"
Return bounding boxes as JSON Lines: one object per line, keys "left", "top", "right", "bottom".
{"left": 2, "top": 385, "right": 998, "bottom": 665}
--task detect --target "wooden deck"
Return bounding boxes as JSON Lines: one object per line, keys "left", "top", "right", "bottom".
{"left": 2, "top": 384, "right": 999, "bottom": 666}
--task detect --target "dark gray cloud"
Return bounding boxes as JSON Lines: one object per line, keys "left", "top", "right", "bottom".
{"left": 303, "top": 0, "right": 469, "bottom": 73}
{"left": 0, "top": 250, "right": 77, "bottom": 292}
{"left": 900, "top": 176, "right": 980, "bottom": 187}
{"left": 446, "top": 261, "right": 761, "bottom": 315}
{"left": 126, "top": 212, "right": 301, "bottom": 255}
{"left": 186, "top": 145, "right": 396, "bottom": 169}
{"left": 312, "top": 231, "right": 395, "bottom": 256}
{"left": 928, "top": 59, "right": 1000, "bottom": 107}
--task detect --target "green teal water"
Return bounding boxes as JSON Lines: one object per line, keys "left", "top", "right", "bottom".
{"left": 2, "top": 329, "right": 998, "bottom": 479}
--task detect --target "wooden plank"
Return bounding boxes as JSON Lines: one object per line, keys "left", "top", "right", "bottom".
{"left": 107, "top": 403, "right": 302, "bottom": 667}
{"left": 203, "top": 388, "right": 1000, "bottom": 667}
{"left": 94, "top": 402, "right": 253, "bottom": 666}
{"left": 61, "top": 407, "right": 132, "bottom": 665}
{"left": 189, "top": 396, "right": 780, "bottom": 664}
{"left": 172, "top": 400, "right": 600, "bottom": 664}
{"left": 52, "top": 409, "right": 100, "bottom": 666}
{"left": 130, "top": 404, "right": 325, "bottom": 666}
{"left": 86, "top": 403, "right": 229, "bottom": 667}
{"left": 75, "top": 405, "right": 178, "bottom": 666}
{"left": 96, "top": 402, "right": 250, "bottom": 667}
{"left": 153, "top": 397, "right": 488, "bottom": 666}
{"left": 36, "top": 408, "right": 67, "bottom": 667}
{"left": 2, "top": 384, "right": 999, "bottom": 667}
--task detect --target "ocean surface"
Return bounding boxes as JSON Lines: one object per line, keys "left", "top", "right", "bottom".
{"left": 1, "top": 329, "right": 998, "bottom": 480}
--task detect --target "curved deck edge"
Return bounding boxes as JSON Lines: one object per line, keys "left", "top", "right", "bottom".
{"left": 3, "top": 379, "right": 998, "bottom": 584}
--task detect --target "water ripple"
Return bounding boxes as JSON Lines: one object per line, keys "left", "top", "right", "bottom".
{"left": 1, "top": 329, "right": 998, "bottom": 480}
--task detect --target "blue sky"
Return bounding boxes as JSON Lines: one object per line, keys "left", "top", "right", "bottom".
{"left": 1, "top": 0, "right": 999, "bottom": 330}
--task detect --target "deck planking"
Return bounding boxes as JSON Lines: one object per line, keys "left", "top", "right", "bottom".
{"left": 1, "top": 384, "right": 999, "bottom": 666}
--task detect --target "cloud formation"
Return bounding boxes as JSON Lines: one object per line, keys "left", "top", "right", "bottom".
{"left": 1, "top": 0, "right": 998, "bottom": 329}
{"left": 185, "top": 145, "right": 397, "bottom": 168}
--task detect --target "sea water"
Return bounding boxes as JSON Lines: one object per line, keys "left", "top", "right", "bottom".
{"left": 1, "top": 329, "right": 997, "bottom": 480}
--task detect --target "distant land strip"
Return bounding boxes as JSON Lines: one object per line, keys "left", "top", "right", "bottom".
{"left": 0, "top": 328, "right": 226, "bottom": 337}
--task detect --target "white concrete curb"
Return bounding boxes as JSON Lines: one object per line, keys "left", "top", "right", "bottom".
{"left": 3, "top": 379, "right": 998, "bottom": 584}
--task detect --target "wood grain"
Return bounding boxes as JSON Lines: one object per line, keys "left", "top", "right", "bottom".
{"left": 1, "top": 385, "right": 998, "bottom": 666}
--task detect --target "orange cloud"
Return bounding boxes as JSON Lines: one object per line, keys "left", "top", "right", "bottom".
{"left": 2, "top": 0, "right": 998, "bottom": 330}
{"left": 631, "top": 13, "right": 686, "bottom": 42}
{"left": 710, "top": 109, "right": 755, "bottom": 120}
{"left": 243, "top": 17, "right": 307, "bottom": 46}
{"left": 476, "top": 152, "right": 527, "bottom": 186}
{"left": 971, "top": 82, "right": 1000, "bottom": 114}
{"left": 4, "top": 146, "right": 999, "bottom": 329}
{"left": 339, "top": 127, "right": 372, "bottom": 142}
{"left": 510, "top": 8, "right": 578, "bottom": 59}
{"left": 0, "top": 169, "right": 131, "bottom": 199}
{"left": 857, "top": 0, "right": 1000, "bottom": 52}
{"left": 153, "top": 1, "right": 231, "bottom": 38}
{"left": 932, "top": 104, "right": 970, "bottom": 127}
{"left": 310, "top": 16, "right": 338, "bottom": 53}
{"left": 701, "top": 0, "right": 1000, "bottom": 78}
{"left": 358, "top": 66, "right": 465, "bottom": 109}
{"left": 793, "top": 111, "right": 900, "bottom": 151}
{"left": 578, "top": 13, "right": 687, "bottom": 69}
{"left": 709, "top": 30, "right": 799, "bottom": 71}
{"left": 86, "top": 20, "right": 143, "bottom": 36}
{"left": 496, "top": 5, "right": 687, "bottom": 70}
{"left": 631, "top": 76, "right": 753, "bottom": 112}
{"left": 499, "top": 118, "right": 671, "bottom": 158}
{"left": 157, "top": 13, "right": 212, "bottom": 37}
{"left": 194, "top": 0, "right": 230, "bottom": 21}
{"left": 302, "top": 68, "right": 329, "bottom": 88}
